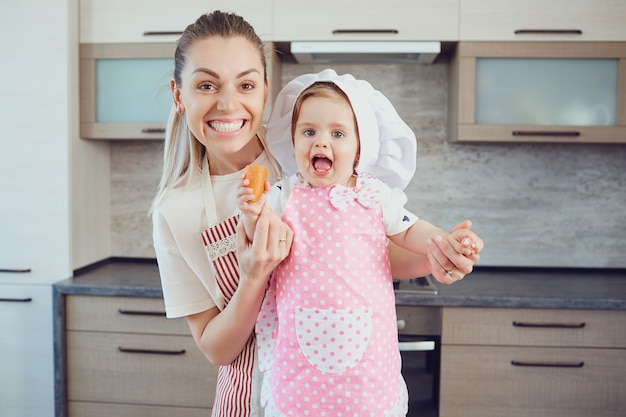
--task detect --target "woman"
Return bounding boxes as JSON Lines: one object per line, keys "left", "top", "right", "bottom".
{"left": 151, "top": 10, "right": 483, "bottom": 417}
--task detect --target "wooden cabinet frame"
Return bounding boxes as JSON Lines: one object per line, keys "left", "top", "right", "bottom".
{"left": 448, "top": 42, "right": 626, "bottom": 143}
{"left": 80, "top": 43, "right": 176, "bottom": 140}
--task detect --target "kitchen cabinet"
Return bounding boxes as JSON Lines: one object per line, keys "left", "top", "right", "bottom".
{"left": 272, "top": 0, "right": 459, "bottom": 41}
{"left": 439, "top": 307, "right": 626, "bottom": 417}
{"left": 1, "top": 0, "right": 75, "bottom": 415}
{"left": 448, "top": 42, "right": 626, "bottom": 143}
{"left": 80, "top": 42, "right": 281, "bottom": 140}
{"left": 64, "top": 295, "right": 218, "bottom": 417}
{"left": 0, "top": 285, "right": 55, "bottom": 417}
{"left": 79, "top": 0, "right": 272, "bottom": 43}
{"left": 79, "top": 43, "right": 175, "bottom": 140}
{"left": 460, "top": 0, "right": 626, "bottom": 41}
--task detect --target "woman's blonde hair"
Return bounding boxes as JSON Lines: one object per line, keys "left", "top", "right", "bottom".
{"left": 150, "top": 10, "right": 267, "bottom": 213}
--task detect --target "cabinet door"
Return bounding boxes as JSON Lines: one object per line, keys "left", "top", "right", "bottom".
{"left": 449, "top": 42, "right": 626, "bottom": 143}
{"left": 273, "top": 0, "right": 458, "bottom": 41}
{"left": 80, "top": 0, "right": 272, "bottom": 43}
{"left": 80, "top": 43, "right": 175, "bottom": 139}
{"left": 1, "top": 0, "right": 72, "bottom": 284}
{"left": 67, "top": 331, "right": 217, "bottom": 408}
{"left": 460, "top": 0, "right": 626, "bottom": 41}
{"left": 442, "top": 307, "right": 626, "bottom": 348}
{"left": 440, "top": 345, "right": 626, "bottom": 417}
{"left": 66, "top": 295, "right": 189, "bottom": 335}
{"left": 0, "top": 285, "right": 54, "bottom": 417}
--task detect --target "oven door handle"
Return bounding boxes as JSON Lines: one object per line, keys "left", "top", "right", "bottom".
{"left": 398, "top": 340, "right": 435, "bottom": 352}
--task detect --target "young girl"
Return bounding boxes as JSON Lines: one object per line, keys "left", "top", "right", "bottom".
{"left": 238, "top": 69, "right": 479, "bottom": 416}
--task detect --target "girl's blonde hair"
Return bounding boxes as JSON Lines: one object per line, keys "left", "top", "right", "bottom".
{"left": 150, "top": 11, "right": 267, "bottom": 214}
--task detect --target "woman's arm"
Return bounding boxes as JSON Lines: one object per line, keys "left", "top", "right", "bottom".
{"left": 186, "top": 204, "right": 293, "bottom": 365}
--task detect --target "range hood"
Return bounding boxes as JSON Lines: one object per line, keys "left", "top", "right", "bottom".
{"left": 290, "top": 41, "right": 441, "bottom": 64}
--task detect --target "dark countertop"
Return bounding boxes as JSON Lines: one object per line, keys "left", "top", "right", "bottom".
{"left": 53, "top": 258, "right": 626, "bottom": 310}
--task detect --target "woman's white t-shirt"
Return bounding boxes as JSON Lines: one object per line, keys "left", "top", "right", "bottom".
{"left": 152, "top": 151, "right": 278, "bottom": 318}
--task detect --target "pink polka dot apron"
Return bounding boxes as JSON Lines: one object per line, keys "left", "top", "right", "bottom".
{"left": 200, "top": 139, "right": 282, "bottom": 417}
{"left": 257, "top": 174, "right": 408, "bottom": 417}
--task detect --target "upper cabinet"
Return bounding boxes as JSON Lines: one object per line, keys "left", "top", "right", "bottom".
{"left": 460, "top": 0, "right": 626, "bottom": 41}
{"left": 448, "top": 42, "right": 626, "bottom": 143}
{"left": 272, "top": 0, "right": 459, "bottom": 41}
{"left": 79, "top": 0, "right": 273, "bottom": 43}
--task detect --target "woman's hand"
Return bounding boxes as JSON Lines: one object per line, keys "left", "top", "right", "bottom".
{"left": 427, "top": 220, "right": 484, "bottom": 284}
{"left": 236, "top": 203, "right": 293, "bottom": 288}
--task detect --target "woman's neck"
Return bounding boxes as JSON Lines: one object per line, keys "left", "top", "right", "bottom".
{"left": 206, "top": 136, "right": 263, "bottom": 175}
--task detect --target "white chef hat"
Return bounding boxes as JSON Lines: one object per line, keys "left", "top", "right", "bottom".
{"left": 265, "top": 68, "right": 417, "bottom": 190}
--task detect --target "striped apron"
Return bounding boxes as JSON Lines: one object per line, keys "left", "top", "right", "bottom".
{"left": 202, "top": 215, "right": 256, "bottom": 417}
{"left": 200, "top": 131, "right": 282, "bottom": 416}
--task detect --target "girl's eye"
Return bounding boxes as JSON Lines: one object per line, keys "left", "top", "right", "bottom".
{"left": 332, "top": 131, "right": 344, "bottom": 139}
{"left": 303, "top": 129, "right": 315, "bottom": 137}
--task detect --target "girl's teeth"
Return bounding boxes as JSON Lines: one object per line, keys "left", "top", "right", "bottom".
{"left": 210, "top": 121, "right": 244, "bottom": 132}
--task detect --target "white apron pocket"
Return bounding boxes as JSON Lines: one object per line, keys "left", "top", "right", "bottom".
{"left": 295, "top": 307, "right": 372, "bottom": 374}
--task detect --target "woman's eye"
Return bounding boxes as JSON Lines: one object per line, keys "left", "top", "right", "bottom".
{"left": 241, "top": 82, "right": 254, "bottom": 91}
{"left": 198, "top": 83, "right": 216, "bottom": 91}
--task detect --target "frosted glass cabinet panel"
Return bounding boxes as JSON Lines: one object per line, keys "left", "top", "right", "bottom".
{"left": 475, "top": 58, "right": 618, "bottom": 126}
{"left": 80, "top": 43, "right": 176, "bottom": 139}
{"left": 96, "top": 59, "right": 173, "bottom": 124}
{"left": 449, "top": 42, "right": 626, "bottom": 143}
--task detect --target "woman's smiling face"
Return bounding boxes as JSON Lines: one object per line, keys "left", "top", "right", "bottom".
{"left": 292, "top": 93, "right": 359, "bottom": 188}
{"left": 173, "top": 35, "right": 268, "bottom": 171}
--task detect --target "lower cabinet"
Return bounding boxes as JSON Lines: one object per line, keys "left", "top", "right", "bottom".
{"left": 1, "top": 284, "right": 55, "bottom": 417}
{"left": 439, "top": 307, "right": 626, "bottom": 417}
{"left": 64, "top": 295, "right": 218, "bottom": 416}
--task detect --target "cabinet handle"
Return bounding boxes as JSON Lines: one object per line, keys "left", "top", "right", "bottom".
{"left": 511, "top": 360, "right": 584, "bottom": 368}
{"left": 118, "top": 347, "right": 186, "bottom": 355}
{"left": 143, "top": 31, "right": 183, "bottom": 37}
{"left": 398, "top": 341, "right": 435, "bottom": 352}
{"left": 512, "top": 131, "right": 580, "bottom": 137}
{"left": 514, "top": 29, "right": 583, "bottom": 35}
{"left": 332, "top": 29, "right": 399, "bottom": 35}
{"left": 118, "top": 308, "right": 166, "bottom": 317}
{"left": 0, "top": 297, "right": 33, "bottom": 302}
{"left": 0, "top": 268, "right": 32, "bottom": 273}
{"left": 512, "top": 321, "right": 586, "bottom": 329}
{"left": 141, "top": 128, "right": 166, "bottom": 134}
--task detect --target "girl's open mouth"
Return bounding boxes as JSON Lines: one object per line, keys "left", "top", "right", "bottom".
{"left": 312, "top": 155, "right": 332, "bottom": 173}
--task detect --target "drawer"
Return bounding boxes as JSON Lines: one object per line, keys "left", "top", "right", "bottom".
{"left": 442, "top": 307, "right": 626, "bottom": 348}
{"left": 69, "top": 401, "right": 210, "bottom": 417}
{"left": 67, "top": 331, "right": 217, "bottom": 407}
{"left": 396, "top": 306, "right": 441, "bottom": 336}
{"left": 440, "top": 345, "right": 626, "bottom": 417}
{"left": 66, "top": 295, "right": 189, "bottom": 335}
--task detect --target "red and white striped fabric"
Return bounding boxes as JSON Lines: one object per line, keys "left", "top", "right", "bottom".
{"left": 202, "top": 215, "right": 256, "bottom": 417}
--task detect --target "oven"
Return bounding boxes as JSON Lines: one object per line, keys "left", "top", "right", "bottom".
{"left": 395, "top": 276, "right": 441, "bottom": 417}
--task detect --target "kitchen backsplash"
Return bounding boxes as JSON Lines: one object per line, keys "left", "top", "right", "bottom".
{"left": 111, "top": 62, "right": 626, "bottom": 268}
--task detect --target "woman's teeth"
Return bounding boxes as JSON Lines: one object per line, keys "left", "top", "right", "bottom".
{"left": 209, "top": 120, "right": 244, "bottom": 132}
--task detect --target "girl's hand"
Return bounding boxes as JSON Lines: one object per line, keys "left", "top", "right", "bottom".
{"left": 237, "top": 175, "right": 269, "bottom": 217}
